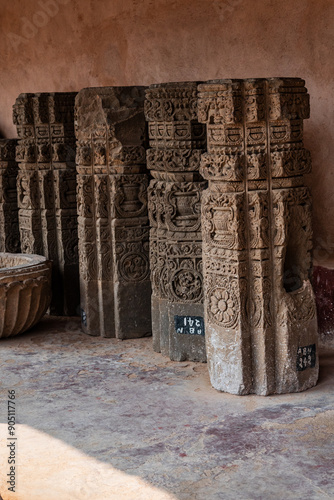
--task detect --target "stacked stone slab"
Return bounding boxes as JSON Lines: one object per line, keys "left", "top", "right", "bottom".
{"left": 198, "top": 78, "right": 318, "bottom": 395}
{"left": 13, "top": 92, "right": 79, "bottom": 316}
{"left": 75, "top": 87, "right": 151, "bottom": 338}
{"left": 0, "top": 139, "right": 20, "bottom": 253}
{"left": 145, "top": 82, "right": 207, "bottom": 362}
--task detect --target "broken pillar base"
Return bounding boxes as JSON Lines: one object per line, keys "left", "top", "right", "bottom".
{"left": 169, "top": 302, "right": 206, "bottom": 362}
{"left": 114, "top": 280, "right": 152, "bottom": 339}
{"left": 152, "top": 298, "right": 206, "bottom": 362}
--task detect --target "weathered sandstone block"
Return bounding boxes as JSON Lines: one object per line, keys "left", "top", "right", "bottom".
{"left": 75, "top": 87, "right": 151, "bottom": 338}
{"left": 145, "top": 82, "right": 207, "bottom": 361}
{"left": 0, "top": 253, "right": 51, "bottom": 338}
{"left": 13, "top": 93, "right": 79, "bottom": 316}
{"left": 198, "top": 78, "right": 318, "bottom": 394}
{"left": 0, "top": 139, "right": 20, "bottom": 253}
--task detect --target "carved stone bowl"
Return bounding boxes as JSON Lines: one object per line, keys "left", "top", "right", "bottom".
{"left": 0, "top": 253, "right": 52, "bottom": 338}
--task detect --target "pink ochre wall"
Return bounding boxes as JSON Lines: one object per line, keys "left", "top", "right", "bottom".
{"left": 1, "top": 0, "right": 334, "bottom": 261}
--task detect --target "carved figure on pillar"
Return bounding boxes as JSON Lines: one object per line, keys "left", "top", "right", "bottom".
{"left": 0, "top": 139, "right": 21, "bottom": 253}
{"left": 13, "top": 92, "right": 80, "bottom": 316}
{"left": 198, "top": 78, "right": 318, "bottom": 395}
{"left": 75, "top": 87, "right": 151, "bottom": 338}
{"left": 145, "top": 82, "right": 207, "bottom": 361}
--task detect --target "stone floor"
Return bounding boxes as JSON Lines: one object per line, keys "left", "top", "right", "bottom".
{"left": 0, "top": 317, "right": 333, "bottom": 500}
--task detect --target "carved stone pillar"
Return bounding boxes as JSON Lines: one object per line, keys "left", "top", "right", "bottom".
{"left": 145, "top": 82, "right": 207, "bottom": 361}
{"left": 0, "top": 139, "right": 20, "bottom": 253}
{"left": 13, "top": 92, "right": 79, "bottom": 316}
{"left": 75, "top": 87, "right": 151, "bottom": 338}
{"left": 198, "top": 78, "right": 318, "bottom": 395}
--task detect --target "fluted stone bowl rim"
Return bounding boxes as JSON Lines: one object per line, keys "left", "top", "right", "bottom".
{"left": 0, "top": 253, "right": 48, "bottom": 272}
{"left": 0, "top": 253, "right": 52, "bottom": 339}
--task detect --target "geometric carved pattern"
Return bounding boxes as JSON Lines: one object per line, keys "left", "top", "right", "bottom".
{"left": 0, "top": 139, "right": 21, "bottom": 253}
{"left": 13, "top": 92, "right": 80, "bottom": 316}
{"left": 145, "top": 82, "right": 207, "bottom": 361}
{"left": 75, "top": 87, "right": 151, "bottom": 338}
{"left": 198, "top": 78, "right": 318, "bottom": 395}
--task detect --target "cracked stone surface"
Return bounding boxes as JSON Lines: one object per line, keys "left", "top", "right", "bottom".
{"left": 0, "top": 317, "right": 333, "bottom": 500}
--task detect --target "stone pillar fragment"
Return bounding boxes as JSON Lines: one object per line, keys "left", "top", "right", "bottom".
{"left": 145, "top": 82, "right": 207, "bottom": 361}
{"left": 198, "top": 78, "right": 318, "bottom": 395}
{"left": 13, "top": 92, "right": 79, "bottom": 316}
{"left": 75, "top": 87, "right": 151, "bottom": 338}
{"left": 0, "top": 139, "right": 21, "bottom": 253}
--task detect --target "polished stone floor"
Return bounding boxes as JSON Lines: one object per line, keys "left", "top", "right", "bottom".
{"left": 0, "top": 317, "right": 333, "bottom": 500}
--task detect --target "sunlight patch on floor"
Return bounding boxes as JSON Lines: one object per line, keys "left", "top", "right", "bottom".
{"left": 0, "top": 424, "right": 177, "bottom": 500}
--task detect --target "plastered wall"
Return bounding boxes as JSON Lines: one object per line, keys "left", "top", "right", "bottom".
{"left": 1, "top": 0, "right": 333, "bottom": 262}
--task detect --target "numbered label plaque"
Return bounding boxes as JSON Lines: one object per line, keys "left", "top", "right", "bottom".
{"left": 174, "top": 316, "right": 205, "bottom": 336}
{"left": 81, "top": 309, "right": 87, "bottom": 327}
{"left": 296, "top": 344, "right": 316, "bottom": 371}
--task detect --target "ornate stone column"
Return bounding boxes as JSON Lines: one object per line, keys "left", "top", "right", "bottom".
{"left": 75, "top": 87, "right": 151, "bottom": 338}
{"left": 145, "top": 82, "right": 207, "bottom": 361}
{"left": 0, "top": 139, "right": 20, "bottom": 253}
{"left": 198, "top": 78, "right": 318, "bottom": 395}
{"left": 13, "top": 92, "right": 79, "bottom": 316}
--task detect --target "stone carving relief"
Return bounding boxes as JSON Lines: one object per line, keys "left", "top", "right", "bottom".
{"left": 13, "top": 92, "right": 79, "bottom": 316}
{"left": 0, "top": 140, "right": 21, "bottom": 253}
{"left": 145, "top": 82, "right": 207, "bottom": 362}
{"left": 198, "top": 78, "right": 318, "bottom": 395}
{"left": 75, "top": 86, "right": 151, "bottom": 339}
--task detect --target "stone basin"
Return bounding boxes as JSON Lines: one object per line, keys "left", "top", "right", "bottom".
{"left": 0, "top": 253, "right": 52, "bottom": 338}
